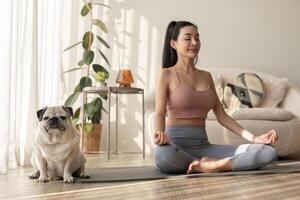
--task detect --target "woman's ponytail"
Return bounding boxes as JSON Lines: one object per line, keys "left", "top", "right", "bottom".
{"left": 162, "top": 21, "right": 177, "bottom": 68}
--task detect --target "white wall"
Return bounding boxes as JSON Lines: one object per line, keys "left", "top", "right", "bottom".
{"left": 62, "top": 0, "right": 300, "bottom": 153}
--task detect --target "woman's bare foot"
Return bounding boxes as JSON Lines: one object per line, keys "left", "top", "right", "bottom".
{"left": 186, "top": 157, "right": 232, "bottom": 174}
{"left": 187, "top": 157, "right": 218, "bottom": 174}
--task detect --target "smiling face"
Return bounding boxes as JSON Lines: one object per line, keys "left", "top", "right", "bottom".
{"left": 171, "top": 25, "right": 201, "bottom": 59}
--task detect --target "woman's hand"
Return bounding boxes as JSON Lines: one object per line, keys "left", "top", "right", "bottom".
{"left": 252, "top": 130, "right": 279, "bottom": 144}
{"left": 154, "top": 130, "right": 170, "bottom": 146}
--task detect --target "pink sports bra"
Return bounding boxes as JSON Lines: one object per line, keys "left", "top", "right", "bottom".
{"left": 166, "top": 68, "right": 216, "bottom": 119}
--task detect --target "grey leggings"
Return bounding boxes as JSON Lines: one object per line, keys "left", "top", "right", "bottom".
{"left": 154, "top": 126, "right": 278, "bottom": 173}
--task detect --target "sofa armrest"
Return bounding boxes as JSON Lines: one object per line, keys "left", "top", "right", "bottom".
{"left": 145, "top": 88, "right": 155, "bottom": 113}
{"left": 279, "top": 84, "right": 300, "bottom": 118}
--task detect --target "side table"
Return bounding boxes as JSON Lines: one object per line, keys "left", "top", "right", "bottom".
{"left": 108, "top": 87, "right": 145, "bottom": 159}
{"left": 81, "top": 86, "right": 145, "bottom": 160}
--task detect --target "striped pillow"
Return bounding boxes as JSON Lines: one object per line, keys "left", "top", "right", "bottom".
{"left": 224, "top": 73, "right": 265, "bottom": 108}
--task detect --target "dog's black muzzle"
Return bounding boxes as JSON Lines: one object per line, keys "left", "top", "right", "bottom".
{"left": 46, "top": 117, "right": 66, "bottom": 131}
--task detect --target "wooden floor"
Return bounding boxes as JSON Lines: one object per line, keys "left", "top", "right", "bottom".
{"left": 1, "top": 153, "right": 300, "bottom": 200}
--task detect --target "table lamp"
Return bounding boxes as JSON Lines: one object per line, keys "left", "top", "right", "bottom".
{"left": 116, "top": 69, "right": 134, "bottom": 87}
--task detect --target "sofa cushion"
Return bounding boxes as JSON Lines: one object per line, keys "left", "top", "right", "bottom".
{"left": 228, "top": 108, "right": 295, "bottom": 121}
{"left": 224, "top": 73, "right": 265, "bottom": 108}
{"left": 207, "top": 108, "right": 295, "bottom": 121}
{"left": 207, "top": 109, "right": 228, "bottom": 120}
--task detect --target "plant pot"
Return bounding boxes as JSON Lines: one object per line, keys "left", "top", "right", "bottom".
{"left": 96, "top": 81, "right": 107, "bottom": 87}
{"left": 82, "top": 123, "right": 102, "bottom": 153}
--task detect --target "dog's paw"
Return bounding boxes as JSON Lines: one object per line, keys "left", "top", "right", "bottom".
{"left": 79, "top": 172, "right": 90, "bottom": 179}
{"left": 64, "top": 176, "right": 76, "bottom": 184}
{"left": 37, "top": 176, "right": 49, "bottom": 183}
{"left": 28, "top": 171, "right": 40, "bottom": 179}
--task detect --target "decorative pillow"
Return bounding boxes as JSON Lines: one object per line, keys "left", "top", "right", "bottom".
{"left": 224, "top": 73, "right": 265, "bottom": 109}
{"left": 259, "top": 77, "right": 288, "bottom": 108}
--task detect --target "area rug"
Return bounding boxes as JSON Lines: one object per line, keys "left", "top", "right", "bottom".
{"left": 77, "top": 161, "right": 300, "bottom": 183}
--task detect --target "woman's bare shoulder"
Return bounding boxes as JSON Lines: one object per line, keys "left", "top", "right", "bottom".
{"left": 197, "top": 69, "right": 213, "bottom": 79}
{"left": 159, "top": 67, "right": 173, "bottom": 73}
{"left": 157, "top": 67, "right": 173, "bottom": 79}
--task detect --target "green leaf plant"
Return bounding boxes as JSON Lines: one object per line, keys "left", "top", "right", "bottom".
{"left": 63, "top": 0, "right": 110, "bottom": 133}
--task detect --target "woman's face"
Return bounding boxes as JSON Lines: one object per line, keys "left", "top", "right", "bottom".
{"left": 171, "top": 26, "right": 201, "bottom": 59}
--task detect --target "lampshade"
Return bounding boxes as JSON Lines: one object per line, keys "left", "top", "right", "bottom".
{"left": 116, "top": 69, "right": 134, "bottom": 87}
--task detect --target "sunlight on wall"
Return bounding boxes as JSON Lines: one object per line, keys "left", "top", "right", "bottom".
{"left": 149, "top": 26, "right": 160, "bottom": 90}
{"left": 102, "top": 5, "right": 158, "bottom": 153}
{"left": 136, "top": 16, "right": 149, "bottom": 88}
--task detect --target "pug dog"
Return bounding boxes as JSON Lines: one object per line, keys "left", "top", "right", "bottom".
{"left": 28, "top": 106, "right": 89, "bottom": 183}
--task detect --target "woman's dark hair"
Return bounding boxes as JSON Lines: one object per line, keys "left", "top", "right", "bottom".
{"left": 162, "top": 21, "right": 198, "bottom": 68}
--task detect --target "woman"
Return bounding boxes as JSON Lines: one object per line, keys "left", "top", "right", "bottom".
{"left": 154, "top": 21, "right": 278, "bottom": 174}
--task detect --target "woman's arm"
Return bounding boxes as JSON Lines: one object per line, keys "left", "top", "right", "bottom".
{"left": 206, "top": 72, "right": 277, "bottom": 143}
{"left": 154, "top": 69, "right": 170, "bottom": 145}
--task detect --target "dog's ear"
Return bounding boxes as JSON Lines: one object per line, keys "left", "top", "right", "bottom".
{"left": 37, "top": 107, "right": 48, "bottom": 121}
{"left": 62, "top": 106, "right": 73, "bottom": 117}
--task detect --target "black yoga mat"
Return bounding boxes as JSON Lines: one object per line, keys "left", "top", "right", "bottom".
{"left": 77, "top": 164, "right": 300, "bottom": 183}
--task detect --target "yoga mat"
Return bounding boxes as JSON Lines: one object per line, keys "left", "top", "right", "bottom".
{"left": 77, "top": 166, "right": 170, "bottom": 183}
{"left": 77, "top": 164, "right": 300, "bottom": 183}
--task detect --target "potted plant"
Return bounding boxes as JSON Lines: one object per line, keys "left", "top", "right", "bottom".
{"left": 63, "top": 1, "right": 111, "bottom": 152}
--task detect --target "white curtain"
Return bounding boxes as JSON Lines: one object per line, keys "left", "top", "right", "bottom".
{"left": 0, "top": 0, "right": 64, "bottom": 174}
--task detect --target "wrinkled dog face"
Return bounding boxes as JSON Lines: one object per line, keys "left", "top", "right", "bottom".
{"left": 37, "top": 106, "right": 73, "bottom": 136}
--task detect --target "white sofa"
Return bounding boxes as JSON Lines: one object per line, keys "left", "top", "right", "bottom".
{"left": 145, "top": 67, "right": 300, "bottom": 158}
